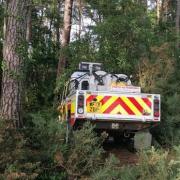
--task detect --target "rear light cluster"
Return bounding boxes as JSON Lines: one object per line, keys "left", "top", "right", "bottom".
{"left": 77, "top": 95, "right": 84, "bottom": 114}
{"left": 154, "top": 98, "right": 160, "bottom": 117}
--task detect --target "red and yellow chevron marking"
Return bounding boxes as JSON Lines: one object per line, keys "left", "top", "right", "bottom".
{"left": 86, "top": 95, "right": 152, "bottom": 116}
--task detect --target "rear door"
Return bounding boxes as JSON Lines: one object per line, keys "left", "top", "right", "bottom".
{"left": 85, "top": 92, "right": 155, "bottom": 122}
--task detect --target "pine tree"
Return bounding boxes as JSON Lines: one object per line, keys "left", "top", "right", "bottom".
{"left": 0, "top": 0, "right": 30, "bottom": 128}
{"left": 176, "top": 0, "right": 180, "bottom": 48}
{"left": 57, "top": 0, "right": 73, "bottom": 77}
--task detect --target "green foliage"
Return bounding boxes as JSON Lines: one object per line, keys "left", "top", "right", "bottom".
{"left": 64, "top": 122, "right": 105, "bottom": 177}
{"left": 25, "top": 109, "right": 67, "bottom": 155}
{"left": 0, "top": 0, "right": 180, "bottom": 179}
{"left": 23, "top": 116, "right": 109, "bottom": 179}
{"left": 23, "top": 2, "right": 60, "bottom": 110}
{"left": 136, "top": 146, "right": 180, "bottom": 180}
{"left": 1, "top": 115, "right": 180, "bottom": 179}
{"left": 91, "top": 154, "right": 122, "bottom": 180}
{"left": 23, "top": 110, "right": 68, "bottom": 179}
{"left": 139, "top": 44, "right": 180, "bottom": 146}
{"left": 0, "top": 121, "right": 40, "bottom": 179}
{"left": 87, "top": 0, "right": 152, "bottom": 74}
{"left": 92, "top": 146, "right": 180, "bottom": 180}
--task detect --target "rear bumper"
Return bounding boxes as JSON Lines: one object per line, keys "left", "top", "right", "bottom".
{"left": 74, "top": 118, "right": 159, "bottom": 131}
{"left": 78, "top": 113, "right": 160, "bottom": 122}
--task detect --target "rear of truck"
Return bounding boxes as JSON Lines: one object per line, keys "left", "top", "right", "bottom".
{"left": 62, "top": 62, "right": 161, "bottom": 148}
{"left": 69, "top": 90, "right": 160, "bottom": 134}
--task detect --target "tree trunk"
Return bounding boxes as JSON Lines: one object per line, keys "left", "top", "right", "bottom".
{"left": 157, "top": 0, "right": 162, "bottom": 23}
{"left": 57, "top": 0, "right": 73, "bottom": 77}
{"left": 176, "top": 0, "right": 180, "bottom": 48}
{"left": 0, "top": 0, "right": 5, "bottom": 99}
{"left": 0, "top": 0, "right": 29, "bottom": 128}
{"left": 77, "top": 0, "right": 83, "bottom": 40}
{"left": 56, "top": 0, "right": 61, "bottom": 46}
{"left": 26, "top": 1, "right": 32, "bottom": 43}
{"left": 0, "top": 44, "right": 2, "bottom": 99}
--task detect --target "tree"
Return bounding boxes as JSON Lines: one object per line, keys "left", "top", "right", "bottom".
{"left": 0, "top": 1, "right": 4, "bottom": 99}
{"left": 0, "top": 0, "right": 30, "bottom": 128}
{"left": 56, "top": 0, "right": 62, "bottom": 46}
{"left": 157, "top": 0, "right": 162, "bottom": 23}
{"left": 26, "top": 1, "right": 32, "bottom": 43}
{"left": 57, "top": 0, "right": 73, "bottom": 77}
{"left": 176, "top": 0, "right": 180, "bottom": 48}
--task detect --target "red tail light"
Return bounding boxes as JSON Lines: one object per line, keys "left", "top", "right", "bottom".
{"left": 154, "top": 99, "right": 160, "bottom": 117}
{"left": 77, "top": 95, "right": 84, "bottom": 114}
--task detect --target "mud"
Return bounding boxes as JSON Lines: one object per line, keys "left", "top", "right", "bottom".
{"left": 103, "top": 140, "right": 139, "bottom": 166}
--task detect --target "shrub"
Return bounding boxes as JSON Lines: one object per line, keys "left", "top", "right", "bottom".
{"left": 135, "top": 146, "right": 180, "bottom": 180}
{"left": 91, "top": 146, "right": 180, "bottom": 180}
{"left": 64, "top": 122, "right": 106, "bottom": 178}
{"left": 24, "top": 109, "right": 68, "bottom": 179}
{"left": 0, "top": 120, "right": 40, "bottom": 179}
{"left": 91, "top": 154, "right": 122, "bottom": 180}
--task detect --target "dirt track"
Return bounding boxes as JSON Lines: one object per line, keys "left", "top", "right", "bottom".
{"left": 104, "top": 141, "right": 139, "bottom": 165}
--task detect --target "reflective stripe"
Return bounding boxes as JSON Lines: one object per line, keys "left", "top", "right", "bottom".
{"left": 86, "top": 95, "right": 152, "bottom": 115}
{"left": 135, "top": 97, "right": 151, "bottom": 113}
{"left": 121, "top": 96, "right": 142, "bottom": 116}
{"left": 101, "top": 96, "right": 119, "bottom": 113}
{"left": 110, "top": 104, "right": 128, "bottom": 115}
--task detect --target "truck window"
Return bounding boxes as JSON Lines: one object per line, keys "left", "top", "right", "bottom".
{"left": 81, "top": 81, "right": 89, "bottom": 90}
{"left": 69, "top": 80, "right": 79, "bottom": 94}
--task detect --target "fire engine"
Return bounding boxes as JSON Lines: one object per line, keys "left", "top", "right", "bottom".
{"left": 59, "top": 62, "right": 161, "bottom": 149}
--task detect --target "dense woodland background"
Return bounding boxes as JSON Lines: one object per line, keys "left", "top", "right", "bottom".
{"left": 0, "top": 0, "right": 180, "bottom": 179}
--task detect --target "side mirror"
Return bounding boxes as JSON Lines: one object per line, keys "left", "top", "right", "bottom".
{"left": 129, "top": 75, "right": 133, "bottom": 79}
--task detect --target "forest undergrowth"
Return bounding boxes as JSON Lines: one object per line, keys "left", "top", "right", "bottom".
{"left": 0, "top": 0, "right": 180, "bottom": 179}
{"left": 0, "top": 114, "right": 180, "bottom": 179}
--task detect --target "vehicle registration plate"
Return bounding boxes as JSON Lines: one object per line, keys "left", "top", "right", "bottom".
{"left": 111, "top": 123, "right": 119, "bottom": 129}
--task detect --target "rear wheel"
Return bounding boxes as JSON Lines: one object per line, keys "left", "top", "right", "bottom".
{"left": 113, "top": 132, "right": 135, "bottom": 144}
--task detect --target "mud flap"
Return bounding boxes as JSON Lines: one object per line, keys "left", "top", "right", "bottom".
{"left": 66, "top": 110, "right": 71, "bottom": 144}
{"left": 134, "top": 130, "right": 152, "bottom": 150}
{"left": 65, "top": 122, "right": 70, "bottom": 144}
